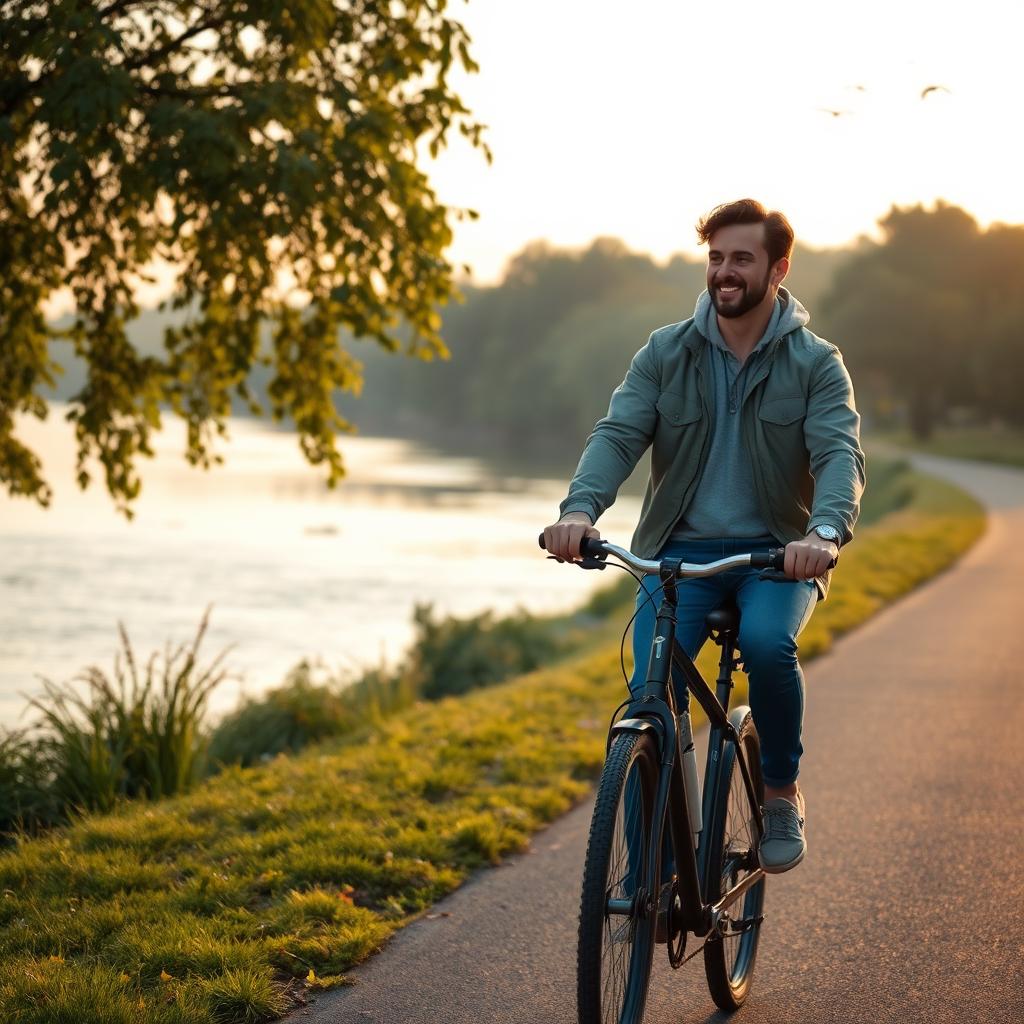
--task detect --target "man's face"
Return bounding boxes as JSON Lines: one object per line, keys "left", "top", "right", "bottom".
{"left": 706, "top": 223, "right": 786, "bottom": 319}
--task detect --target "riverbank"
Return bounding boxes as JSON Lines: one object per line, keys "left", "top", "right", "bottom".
{"left": 0, "top": 460, "right": 985, "bottom": 1022}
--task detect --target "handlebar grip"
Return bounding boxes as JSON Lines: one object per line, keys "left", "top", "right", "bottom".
{"left": 749, "top": 548, "right": 837, "bottom": 572}
{"left": 748, "top": 548, "right": 787, "bottom": 570}
{"left": 537, "top": 533, "right": 607, "bottom": 559}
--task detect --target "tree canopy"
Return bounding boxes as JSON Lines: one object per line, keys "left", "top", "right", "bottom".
{"left": 0, "top": 0, "right": 487, "bottom": 513}
{"left": 821, "top": 201, "right": 1024, "bottom": 438}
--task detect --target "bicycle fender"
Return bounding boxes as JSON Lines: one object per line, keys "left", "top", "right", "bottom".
{"left": 610, "top": 716, "right": 665, "bottom": 747}
{"left": 728, "top": 705, "right": 752, "bottom": 733}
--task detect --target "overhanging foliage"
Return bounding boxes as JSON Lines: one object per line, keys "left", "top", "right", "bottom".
{"left": 0, "top": 0, "right": 487, "bottom": 513}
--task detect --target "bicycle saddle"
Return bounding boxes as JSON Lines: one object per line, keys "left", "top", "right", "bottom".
{"left": 705, "top": 599, "right": 740, "bottom": 636}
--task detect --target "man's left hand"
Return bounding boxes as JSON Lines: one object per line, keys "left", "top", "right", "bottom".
{"left": 784, "top": 533, "right": 839, "bottom": 580}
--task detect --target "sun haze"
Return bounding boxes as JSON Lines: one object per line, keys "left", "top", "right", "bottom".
{"left": 428, "top": 0, "right": 1024, "bottom": 282}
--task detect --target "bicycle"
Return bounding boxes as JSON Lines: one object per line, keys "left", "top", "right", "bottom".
{"left": 540, "top": 534, "right": 804, "bottom": 1022}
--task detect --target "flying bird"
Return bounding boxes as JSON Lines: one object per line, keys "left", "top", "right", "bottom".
{"left": 818, "top": 108, "right": 851, "bottom": 117}
{"left": 920, "top": 85, "right": 951, "bottom": 99}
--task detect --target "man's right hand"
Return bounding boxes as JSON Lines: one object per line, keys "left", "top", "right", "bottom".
{"left": 542, "top": 512, "right": 602, "bottom": 562}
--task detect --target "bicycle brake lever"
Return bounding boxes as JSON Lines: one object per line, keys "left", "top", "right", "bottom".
{"left": 759, "top": 561, "right": 835, "bottom": 582}
{"left": 545, "top": 555, "right": 606, "bottom": 570}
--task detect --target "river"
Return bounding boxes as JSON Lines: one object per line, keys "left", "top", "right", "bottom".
{"left": 0, "top": 408, "right": 642, "bottom": 728}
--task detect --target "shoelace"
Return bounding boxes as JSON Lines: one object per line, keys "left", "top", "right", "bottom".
{"left": 762, "top": 802, "right": 804, "bottom": 842}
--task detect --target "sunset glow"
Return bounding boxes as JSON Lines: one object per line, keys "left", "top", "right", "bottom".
{"left": 430, "top": 0, "right": 1024, "bottom": 281}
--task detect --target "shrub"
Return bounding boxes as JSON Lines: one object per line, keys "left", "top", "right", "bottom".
{"left": 408, "top": 603, "right": 563, "bottom": 700}
{"left": 207, "top": 661, "right": 353, "bottom": 769}
{"left": 207, "top": 657, "right": 420, "bottom": 770}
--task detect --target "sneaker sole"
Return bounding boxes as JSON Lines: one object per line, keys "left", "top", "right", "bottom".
{"left": 758, "top": 845, "right": 806, "bottom": 874}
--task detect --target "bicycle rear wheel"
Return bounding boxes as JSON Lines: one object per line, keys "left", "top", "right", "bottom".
{"left": 577, "top": 730, "right": 660, "bottom": 1024}
{"left": 703, "top": 710, "right": 766, "bottom": 1010}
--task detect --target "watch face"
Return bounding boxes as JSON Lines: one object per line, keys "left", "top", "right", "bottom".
{"left": 815, "top": 526, "right": 839, "bottom": 542}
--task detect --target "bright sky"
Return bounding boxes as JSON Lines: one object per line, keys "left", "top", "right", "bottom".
{"left": 56, "top": 0, "right": 1024, "bottom": 316}
{"left": 429, "top": 0, "right": 1024, "bottom": 283}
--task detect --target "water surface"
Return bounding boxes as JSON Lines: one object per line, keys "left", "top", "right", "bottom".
{"left": 0, "top": 409, "right": 642, "bottom": 726}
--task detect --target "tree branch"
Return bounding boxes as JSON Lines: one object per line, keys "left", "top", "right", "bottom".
{"left": 125, "top": 13, "right": 233, "bottom": 71}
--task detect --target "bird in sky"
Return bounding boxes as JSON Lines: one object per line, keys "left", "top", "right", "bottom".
{"left": 921, "top": 85, "right": 951, "bottom": 99}
{"left": 818, "top": 108, "right": 851, "bottom": 117}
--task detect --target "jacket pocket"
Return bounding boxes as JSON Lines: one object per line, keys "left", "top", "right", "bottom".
{"left": 656, "top": 392, "right": 701, "bottom": 427}
{"left": 758, "top": 396, "right": 806, "bottom": 425}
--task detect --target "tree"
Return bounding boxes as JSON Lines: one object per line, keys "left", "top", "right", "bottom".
{"left": 0, "top": 0, "right": 487, "bottom": 514}
{"left": 821, "top": 202, "right": 980, "bottom": 438}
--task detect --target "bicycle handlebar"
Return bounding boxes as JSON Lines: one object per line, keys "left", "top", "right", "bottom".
{"left": 537, "top": 534, "right": 830, "bottom": 577}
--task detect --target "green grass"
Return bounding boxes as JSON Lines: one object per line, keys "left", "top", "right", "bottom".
{"left": 0, "top": 463, "right": 986, "bottom": 1022}
{"left": 872, "top": 426, "right": 1024, "bottom": 468}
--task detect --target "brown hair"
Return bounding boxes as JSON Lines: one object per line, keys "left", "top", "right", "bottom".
{"left": 696, "top": 199, "right": 794, "bottom": 265}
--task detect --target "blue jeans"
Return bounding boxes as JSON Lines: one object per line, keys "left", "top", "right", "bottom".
{"left": 630, "top": 536, "right": 818, "bottom": 787}
{"left": 624, "top": 536, "right": 818, "bottom": 887}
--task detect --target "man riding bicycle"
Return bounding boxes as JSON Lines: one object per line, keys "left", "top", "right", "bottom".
{"left": 543, "top": 198, "right": 865, "bottom": 873}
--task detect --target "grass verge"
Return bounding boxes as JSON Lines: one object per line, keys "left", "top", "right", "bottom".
{"left": 872, "top": 427, "right": 1024, "bottom": 468}
{"left": 0, "top": 466, "right": 985, "bottom": 1022}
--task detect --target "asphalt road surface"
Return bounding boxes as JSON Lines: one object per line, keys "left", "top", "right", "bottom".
{"left": 295, "top": 453, "right": 1024, "bottom": 1024}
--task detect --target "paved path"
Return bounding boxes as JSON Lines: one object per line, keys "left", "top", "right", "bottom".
{"left": 295, "top": 454, "right": 1024, "bottom": 1024}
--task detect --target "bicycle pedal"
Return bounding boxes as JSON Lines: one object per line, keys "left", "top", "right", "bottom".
{"left": 727, "top": 914, "right": 765, "bottom": 935}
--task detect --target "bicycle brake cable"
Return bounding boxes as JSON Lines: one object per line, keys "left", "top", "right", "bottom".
{"left": 615, "top": 572, "right": 671, "bottom": 689}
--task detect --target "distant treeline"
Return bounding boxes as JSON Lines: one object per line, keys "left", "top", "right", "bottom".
{"left": 351, "top": 236, "right": 848, "bottom": 467}
{"left": 45, "top": 203, "right": 1024, "bottom": 469}
{"left": 354, "top": 201, "right": 1024, "bottom": 457}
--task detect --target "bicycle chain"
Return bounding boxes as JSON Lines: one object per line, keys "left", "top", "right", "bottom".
{"left": 669, "top": 913, "right": 765, "bottom": 970}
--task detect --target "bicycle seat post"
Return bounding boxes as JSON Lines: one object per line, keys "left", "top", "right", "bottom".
{"left": 707, "top": 602, "right": 742, "bottom": 713}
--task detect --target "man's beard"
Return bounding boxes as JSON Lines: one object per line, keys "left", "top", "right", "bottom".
{"left": 711, "top": 269, "right": 771, "bottom": 319}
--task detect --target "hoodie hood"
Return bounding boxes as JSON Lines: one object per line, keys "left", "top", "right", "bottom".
{"left": 694, "top": 285, "right": 810, "bottom": 343}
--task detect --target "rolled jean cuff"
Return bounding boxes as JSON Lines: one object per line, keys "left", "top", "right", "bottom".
{"left": 762, "top": 769, "right": 800, "bottom": 788}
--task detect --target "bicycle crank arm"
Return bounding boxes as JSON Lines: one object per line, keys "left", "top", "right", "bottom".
{"left": 708, "top": 867, "right": 766, "bottom": 933}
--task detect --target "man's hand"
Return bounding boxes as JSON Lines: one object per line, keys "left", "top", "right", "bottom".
{"left": 784, "top": 532, "right": 839, "bottom": 580}
{"left": 542, "top": 512, "right": 602, "bottom": 562}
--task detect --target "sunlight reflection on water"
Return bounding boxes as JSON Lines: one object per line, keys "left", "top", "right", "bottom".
{"left": 0, "top": 409, "right": 642, "bottom": 726}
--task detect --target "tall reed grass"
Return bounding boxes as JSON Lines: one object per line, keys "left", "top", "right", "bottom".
{"left": 2, "top": 609, "right": 230, "bottom": 834}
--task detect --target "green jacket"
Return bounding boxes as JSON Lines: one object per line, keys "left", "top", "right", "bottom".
{"left": 559, "top": 289, "right": 866, "bottom": 599}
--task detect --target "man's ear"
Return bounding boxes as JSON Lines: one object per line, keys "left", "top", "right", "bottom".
{"left": 772, "top": 256, "right": 790, "bottom": 288}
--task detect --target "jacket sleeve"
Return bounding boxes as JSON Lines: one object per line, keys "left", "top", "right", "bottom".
{"left": 804, "top": 347, "right": 866, "bottom": 545}
{"left": 559, "top": 336, "right": 661, "bottom": 524}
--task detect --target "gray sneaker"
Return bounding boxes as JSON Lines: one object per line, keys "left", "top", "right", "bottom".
{"left": 758, "top": 793, "right": 806, "bottom": 873}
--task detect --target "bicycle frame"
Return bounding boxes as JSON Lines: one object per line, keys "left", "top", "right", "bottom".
{"left": 608, "top": 558, "right": 766, "bottom": 939}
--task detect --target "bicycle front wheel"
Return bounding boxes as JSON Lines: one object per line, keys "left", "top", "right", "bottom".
{"left": 577, "top": 730, "right": 660, "bottom": 1024}
{"left": 703, "top": 710, "right": 766, "bottom": 1010}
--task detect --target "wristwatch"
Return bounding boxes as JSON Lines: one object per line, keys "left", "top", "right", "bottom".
{"left": 812, "top": 524, "right": 841, "bottom": 545}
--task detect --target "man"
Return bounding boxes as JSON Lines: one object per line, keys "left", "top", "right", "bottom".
{"left": 542, "top": 198, "right": 865, "bottom": 874}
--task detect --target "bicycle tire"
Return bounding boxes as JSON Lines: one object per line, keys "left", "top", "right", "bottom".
{"left": 703, "top": 710, "right": 766, "bottom": 1010}
{"left": 577, "top": 730, "right": 660, "bottom": 1024}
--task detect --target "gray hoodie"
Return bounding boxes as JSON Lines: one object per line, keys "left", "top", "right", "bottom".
{"left": 673, "top": 288, "right": 811, "bottom": 539}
